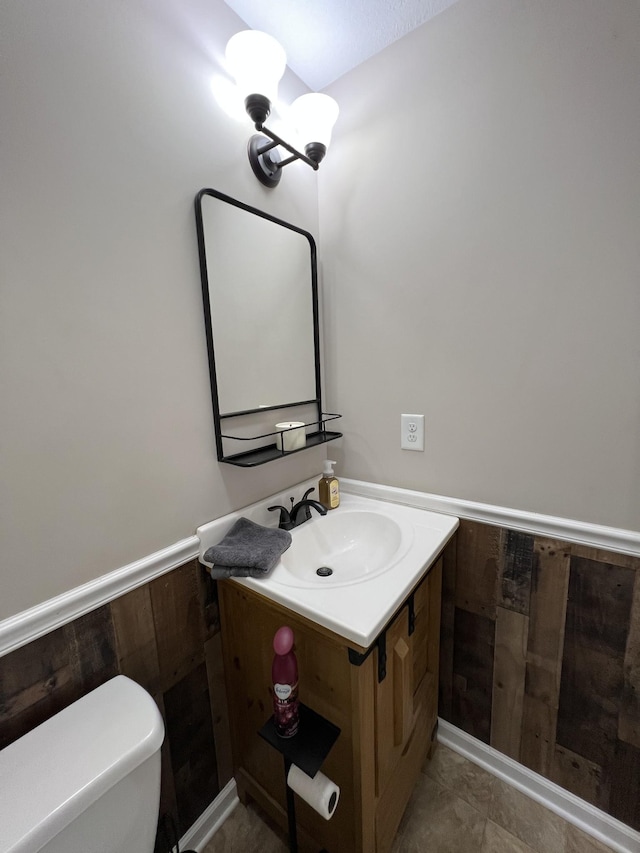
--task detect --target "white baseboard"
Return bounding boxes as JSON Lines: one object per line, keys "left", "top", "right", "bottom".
{"left": 187, "top": 731, "right": 640, "bottom": 853}
{"left": 178, "top": 779, "right": 239, "bottom": 852}
{"left": 438, "top": 719, "right": 640, "bottom": 853}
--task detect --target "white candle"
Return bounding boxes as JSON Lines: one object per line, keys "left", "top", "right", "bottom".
{"left": 275, "top": 422, "right": 306, "bottom": 452}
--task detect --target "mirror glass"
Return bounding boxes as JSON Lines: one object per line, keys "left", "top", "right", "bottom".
{"left": 196, "top": 190, "right": 318, "bottom": 416}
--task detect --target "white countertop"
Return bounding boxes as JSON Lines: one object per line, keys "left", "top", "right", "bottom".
{"left": 197, "top": 480, "right": 458, "bottom": 649}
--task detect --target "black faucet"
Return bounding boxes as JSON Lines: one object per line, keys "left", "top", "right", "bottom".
{"left": 268, "top": 487, "right": 327, "bottom": 530}
{"left": 290, "top": 496, "right": 327, "bottom": 526}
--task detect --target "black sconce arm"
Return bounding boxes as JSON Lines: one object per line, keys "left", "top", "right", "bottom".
{"left": 254, "top": 122, "right": 319, "bottom": 171}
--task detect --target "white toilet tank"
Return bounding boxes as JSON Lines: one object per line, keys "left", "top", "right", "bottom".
{"left": 0, "top": 675, "right": 165, "bottom": 853}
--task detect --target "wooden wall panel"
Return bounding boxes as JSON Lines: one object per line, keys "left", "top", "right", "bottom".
{"left": 491, "top": 606, "right": 527, "bottom": 760}
{"left": 451, "top": 607, "right": 495, "bottom": 743}
{"left": 556, "top": 557, "right": 634, "bottom": 768}
{"left": 438, "top": 537, "right": 457, "bottom": 719}
{"left": 526, "top": 540, "right": 570, "bottom": 706}
{"left": 164, "top": 662, "right": 219, "bottom": 834}
{"left": 66, "top": 606, "right": 119, "bottom": 692}
{"left": 440, "top": 521, "right": 640, "bottom": 833}
{"left": 610, "top": 740, "right": 640, "bottom": 829}
{"left": 620, "top": 571, "right": 640, "bottom": 748}
{"left": 550, "top": 744, "right": 610, "bottom": 812}
{"left": 499, "top": 531, "right": 534, "bottom": 615}
{"left": 519, "top": 538, "right": 571, "bottom": 774}
{"left": 150, "top": 560, "right": 206, "bottom": 692}
{"left": 454, "top": 520, "right": 501, "bottom": 619}
{"left": 155, "top": 692, "right": 179, "bottom": 837}
{"left": 557, "top": 644, "right": 624, "bottom": 768}
{"left": 205, "top": 632, "right": 234, "bottom": 787}
{"left": 111, "top": 584, "right": 161, "bottom": 694}
{"left": 0, "top": 626, "right": 76, "bottom": 749}
{"left": 0, "top": 562, "right": 226, "bottom": 850}
{"left": 0, "top": 605, "right": 118, "bottom": 750}
{"left": 519, "top": 694, "right": 558, "bottom": 776}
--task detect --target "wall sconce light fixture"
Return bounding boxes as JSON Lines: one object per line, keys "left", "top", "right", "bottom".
{"left": 225, "top": 30, "right": 339, "bottom": 188}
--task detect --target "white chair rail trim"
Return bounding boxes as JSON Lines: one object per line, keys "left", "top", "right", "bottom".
{"left": 342, "top": 479, "right": 640, "bottom": 557}
{"left": 0, "top": 536, "right": 200, "bottom": 658}
{"left": 2, "top": 479, "right": 639, "bottom": 659}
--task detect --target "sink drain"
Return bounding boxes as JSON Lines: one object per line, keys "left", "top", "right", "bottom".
{"left": 316, "top": 566, "right": 333, "bottom": 577}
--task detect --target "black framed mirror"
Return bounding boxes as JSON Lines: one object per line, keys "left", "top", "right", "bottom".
{"left": 195, "top": 188, "right": 341, "bottom": 466}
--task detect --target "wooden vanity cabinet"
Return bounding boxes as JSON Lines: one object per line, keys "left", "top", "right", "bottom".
{"left": 218, "top": 558, "right": 442, "bottom": 853}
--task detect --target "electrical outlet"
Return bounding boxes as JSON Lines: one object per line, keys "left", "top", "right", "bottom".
{"left": 401, "top": 414, "right": 425, "bottom": 451}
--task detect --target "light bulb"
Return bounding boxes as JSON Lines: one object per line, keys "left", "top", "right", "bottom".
{"left": 290, "top": 93, "right": 339, "bottom": 149}
{"left": 225, "top": 31, "right": 286, "bottom": 104}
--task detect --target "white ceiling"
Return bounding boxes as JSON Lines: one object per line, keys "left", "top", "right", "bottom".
{"left": 224, "top": 0, "right": 461, "bottom": 91}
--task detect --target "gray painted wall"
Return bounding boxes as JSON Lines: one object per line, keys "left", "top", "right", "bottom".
{"left": 2, "top": 0, "right": 639, "bottom": 624}
{"left": 0, "top": 0, "right": 325, "bottom": 618}
{"left": 320, "top": 0, "right": 640, "bottom": 531}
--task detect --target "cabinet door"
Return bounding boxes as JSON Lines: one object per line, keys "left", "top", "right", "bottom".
{"left": 412, "top": 558, "right": 442, "bottom": 745}
{"left": 374, "top": 561, "right": 443, "bottom": 853}
{"left": 375, "top": 605, "right": 414, "bottom": 794}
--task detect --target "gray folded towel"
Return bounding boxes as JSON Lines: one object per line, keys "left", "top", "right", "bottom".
{"left": 203, "top": 517, "right": 292, "bottom": 579}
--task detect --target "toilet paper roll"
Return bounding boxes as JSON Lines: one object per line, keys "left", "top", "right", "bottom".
{"left": 287, "top": 765, "right": 340, "bottom": 820}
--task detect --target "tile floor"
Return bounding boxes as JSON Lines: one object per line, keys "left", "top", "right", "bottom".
{"left": 202, "top": 745, "right": 618, "bottom": 853}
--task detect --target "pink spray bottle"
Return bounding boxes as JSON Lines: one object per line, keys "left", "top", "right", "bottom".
{"left": 272, "top": 626, "right": 299, "bottom": 737}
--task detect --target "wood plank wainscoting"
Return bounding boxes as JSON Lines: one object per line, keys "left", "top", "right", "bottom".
{"left": 1, "top": 516, "right": 640, "bottom": 850}
{"left": 439, "top": 520, "right": 640, "bottom": 833}
{"left": 0, "top": 560, "right": 233, "bottom": 852}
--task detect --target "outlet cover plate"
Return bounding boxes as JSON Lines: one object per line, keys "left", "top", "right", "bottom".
{"left": 401, "top": 414, "right": 424, "bottom": 451}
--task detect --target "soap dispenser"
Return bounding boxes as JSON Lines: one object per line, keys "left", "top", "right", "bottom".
{"left": 318, "top": 460, "right": 340, "bottom": 510}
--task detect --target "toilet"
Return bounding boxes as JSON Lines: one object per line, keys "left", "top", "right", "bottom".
{"left": 0, "top": 674, "right": 164, "bottom": 853}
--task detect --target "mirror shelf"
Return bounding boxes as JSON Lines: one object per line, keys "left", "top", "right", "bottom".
{"left": 220, "top": 426, "right": 342, "bottom": 468}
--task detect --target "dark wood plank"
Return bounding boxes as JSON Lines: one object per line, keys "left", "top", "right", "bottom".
{"left": 111, "top": 584, "right": 160, "bottom": 694}
{"left": 451, "top": 607, "right": 495, "bottom": 744}
{"left": 499, "top": 530, "right": 534, "bottom": 615}
{"left": 610, "top": 740, "right": 640, "bottom": 831}
{"left": 65, "top": 604, "right": 118, "bottom": 693}
{"left": 454, "top": 520, "right": 501, "bottom": 620}
{"left": 556, "top": 557, "right": 634, "bottom": 767}
{"left": 164, "top": 662, "right": 219, "bottom": 835}
{"left": 525, "top": 538, "right": 571, "bottom": 705}
{"left": 204, "top": 633, "right": 234, "bottom": 787}
{"left": 150, "top": 562, "right": 206, "bottom": 693}
{"left": 620, "top": 570, "right": 640, "bottom": 748}
{"left": 571, "top": 545, "right": 640, "bottom": 571}
{"left": 550, "top": 744, "right": 610, "bottom": 812}
{"left": 197, "top": 564, "right": 220, "bottom": 640}
{"left": 153, "top": 692, "right": 179, "bottom": 840}
{"left": 438, "top": 535, "right": 457, "bottom": 719}
{"left": 565, "top": 557, "right": 635, "bottom": 657}
{"left": 0, "top": 626, "right": 75, "bottom": 749}
{"left": 0, "top": 605, "right": 117, "bottom": 749}
{"left": 557, "top": 645, "right": 625, "bottom": 767}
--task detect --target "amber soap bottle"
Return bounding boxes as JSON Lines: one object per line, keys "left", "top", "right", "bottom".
{"left": 318, "top": 460, "right": 340, "bottom": 509}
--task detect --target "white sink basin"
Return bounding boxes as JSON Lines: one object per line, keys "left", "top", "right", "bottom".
{"left": 279, "top": 509, "right": 410, "bottom": 586}
{"left": 197, "top": 482, "right": 459, "bottom": 649}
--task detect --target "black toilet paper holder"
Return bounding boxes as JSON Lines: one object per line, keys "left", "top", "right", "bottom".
{"left": 259, "top": 703, "right": 341, "bottom": 853}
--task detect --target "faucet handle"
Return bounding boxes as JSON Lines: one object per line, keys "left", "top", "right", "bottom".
{"left": 297, "top": 487, "right": 317, "bottom": 522}
{"left": 268, "top": 504, "right": 293, "bottom": 530}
